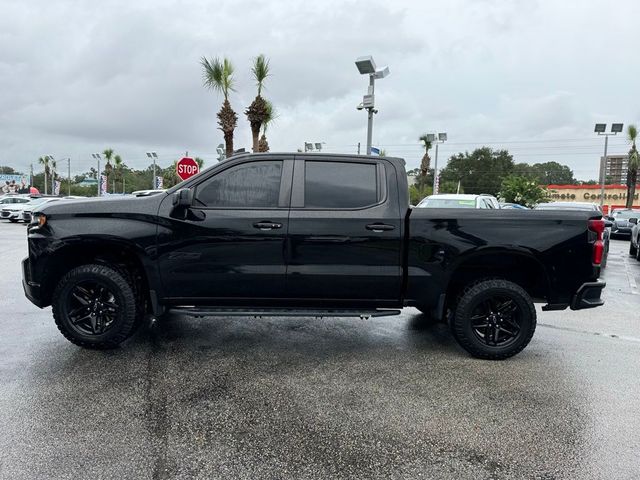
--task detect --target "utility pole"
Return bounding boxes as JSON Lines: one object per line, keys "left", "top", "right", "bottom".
{"left": 357, "top": 142, "right": 361, "bottom": 155}
{"left": 67, "top": 158, "right": 71, "bottom": 196}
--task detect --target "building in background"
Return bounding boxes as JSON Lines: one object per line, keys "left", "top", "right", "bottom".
{"left": 600, "top": 154, "right": 629, "bottom": 184}
{"left": 545, "top": 184, "right": 639, "bottom": 214}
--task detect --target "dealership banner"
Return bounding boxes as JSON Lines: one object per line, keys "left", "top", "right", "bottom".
{"left": 0, "top": 174, "right": 30, "bottom": 193}
{"left": 100, "top": 175, "right": 107, "bottom": 195}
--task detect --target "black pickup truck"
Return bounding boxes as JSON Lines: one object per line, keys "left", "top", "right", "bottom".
{"left": 22, "top": 153, "right": 606, "bottom": 359}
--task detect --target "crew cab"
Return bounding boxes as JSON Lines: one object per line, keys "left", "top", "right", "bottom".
{"left": 22, "top": 153, "right": 606, "bottom": 359}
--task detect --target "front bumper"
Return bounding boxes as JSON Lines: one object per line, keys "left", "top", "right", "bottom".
{"left": 1, "top": 211, "right": 19, "bottom": 219}
{"left": 570, "top": 281, "right": 606, "bottom": 310}
{"left": 22, "top": 257, "right": 45, "bottom": 308}
{"left": 612, "top": 227, "right": 632, "bottom": 235}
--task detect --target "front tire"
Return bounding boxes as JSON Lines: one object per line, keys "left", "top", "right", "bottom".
{"left": 52, "top": 264, "right": 140, "bottom": 349}
{"left": 451, "top": 279, "right": 536, "bottom": 360}
{"left": 630, "top": 240, "right": 638, "bottom": 258}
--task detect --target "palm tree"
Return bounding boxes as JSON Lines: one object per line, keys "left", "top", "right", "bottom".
{"left": 114, "top": 154, "right": 123, "bottom": 193}
{"left": 626, "top": 124, "right": 639, "bottom": 209}
{"left": 50, "top": 159, "right": 57, "bottom": 194}
{"left": 258, "top": 100, "right": 275, "bottom": 153}
{"left": 38, "top": 156, "right": 50, "bottom": 194}
{"left": 245, "top": 54, "right": 271, "bottom": 152}
{"left": 201, "top": 56, "right": 238, "bottom": 158}
{"left": 103, "top": 148, "right": 114, "bottom": 193}
{"left": 419, "top": 134, "right": 433, "bottom": 177}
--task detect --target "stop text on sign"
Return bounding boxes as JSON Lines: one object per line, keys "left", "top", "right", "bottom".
{"left": 176, "top": 157, "right": 200, "bottom": 180}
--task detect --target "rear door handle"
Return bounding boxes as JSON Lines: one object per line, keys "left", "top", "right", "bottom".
{"left": 365, "top": 223, "right": 395, "bottom": 232}
{"left": 253, "top": 221, "right": 283, "bottom": 230}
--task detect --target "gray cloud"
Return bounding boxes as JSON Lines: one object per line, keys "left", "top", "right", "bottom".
{"left": 0, "top": 0, "right": 637, "bottom": 179}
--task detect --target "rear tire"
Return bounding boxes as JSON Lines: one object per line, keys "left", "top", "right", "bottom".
{"left": 631, "top": 241, "right": 638, "bottom": 258}
{"left": 52, "top": 264, "right": 140, "bottom": 349}
{"left": 451, "top": 279, "right": 536, "bottom": 360}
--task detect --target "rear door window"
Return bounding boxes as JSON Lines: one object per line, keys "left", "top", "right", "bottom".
{"left": 304, "top": 161, "right": 378, "bottom": 209}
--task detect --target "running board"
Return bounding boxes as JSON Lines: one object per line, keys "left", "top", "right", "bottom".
{"left": 167, "top": 307, "right": 402, "bottom": 320}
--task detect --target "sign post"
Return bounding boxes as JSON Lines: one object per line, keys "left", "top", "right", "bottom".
{"left": 176, "top": 157, "right": 199, "bottom": 181}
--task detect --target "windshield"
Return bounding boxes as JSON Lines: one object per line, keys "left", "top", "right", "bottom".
{"left": 612, "top": 210, "right": 640, "bottom": 219}
{"left": 418, "top": 198, "right": 476, "bottom": 208}
{"left": 535, "top": 203, "right": 595, "bottom": 211}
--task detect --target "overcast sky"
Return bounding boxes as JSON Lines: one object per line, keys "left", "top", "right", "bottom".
{"left": 1, "top": 0, "right": 638, "bottom": 180}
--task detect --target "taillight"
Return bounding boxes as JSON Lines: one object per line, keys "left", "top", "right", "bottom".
{"left": 588, "top": 219, "right": 605, "bottom": 266}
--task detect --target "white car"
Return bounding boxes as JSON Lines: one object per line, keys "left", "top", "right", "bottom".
{"left": 1, "top": 197, "right": 62, "bottom": 222}
{"left": 0, "top": 195, "right": 31, "bottom": 206}
{"left": 416, "top": 193, "right": 501, "bottom": 209}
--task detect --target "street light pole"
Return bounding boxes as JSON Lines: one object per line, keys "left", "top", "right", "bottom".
{"left": 92, "top": 153, "right": 101, "bottom": 196}
{"left": 355, "top": 56, "right": 390, "bottom": 156}
{"left": 146, "top": 152, "right": 158, "bottom": 188}
{"left": 68, "top": 158, "right": 71, "bottom": 196}
{"left": 429, "top": 133, "right": 448, "bottom": 194}
{"left": 595, "top": 123, "right": 623, "bottom": 210}
{"left": 366, "top": 75, "right": 375, "bottom": 155}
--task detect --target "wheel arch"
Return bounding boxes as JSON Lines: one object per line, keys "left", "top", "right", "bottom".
{"left": 38, "top": 238, "right": 159, "bottom": 309}
{"left": 443, "top": 248, "right": 551, "bottom": 308}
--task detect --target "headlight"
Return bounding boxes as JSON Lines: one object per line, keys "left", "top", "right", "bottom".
{"left": 31, "top": 213, "right": 47, "bottom": 227}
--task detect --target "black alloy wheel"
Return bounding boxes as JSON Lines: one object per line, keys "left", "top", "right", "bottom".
{"left": 65, "top": 281, "right": 120, "bottom": 336}
{"left": 469, "top": 296, "right": 521, "bottom": 348}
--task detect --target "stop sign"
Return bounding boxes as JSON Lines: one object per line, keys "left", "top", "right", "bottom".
{"left": 176, "top": 157, "right": 199, "bottom": 180}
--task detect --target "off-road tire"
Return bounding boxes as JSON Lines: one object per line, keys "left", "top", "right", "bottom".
{"left": 451, "top": 279, "right": 536, "bottom": 360}
{"left": 52, "top": 264, "right": 139, "bottom": 349}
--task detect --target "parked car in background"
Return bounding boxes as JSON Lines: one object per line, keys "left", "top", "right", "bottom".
{"left": 629, "top": 217, "right": 640, "bottom": 260}
{"left": 131, "top": 189, "right": 166, "bottom": 196}
{"left": 608, "top": 209, "right": 640, "bottom": 238}
{"left": 500, "top": 202, "right": 529, "bottom": 209}
{"left": 0, "top": 195, "right": 31, "bottom": 206}
{"left": 417, "top": 194, "right": 501, "bottom": 209}
{"left": 1, "top": 197, "right": 63, "bottom": 222}
{"left": 534, "top": 201, "right": 611, "bottom": 267}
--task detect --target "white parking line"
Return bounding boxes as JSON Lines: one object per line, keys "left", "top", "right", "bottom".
{"left": 623, "top": 252, "right": 639, "bottom": 295}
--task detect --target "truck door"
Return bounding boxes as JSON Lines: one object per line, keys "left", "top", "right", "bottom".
{"left": 286, "top": 157, "right": 402, "bottom": 304}
{"left": 156, "top": 158, "right": 293, "bottom": 302}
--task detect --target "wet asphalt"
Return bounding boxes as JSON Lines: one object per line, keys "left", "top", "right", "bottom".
{"left": 0, "top": 222, "right": 639, "bottom": 480}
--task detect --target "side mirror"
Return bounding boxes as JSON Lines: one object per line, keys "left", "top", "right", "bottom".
{"left": 172, "top": 188, "right": 192, "bottom": 208}
{"left": 630, "top": 218, "right": 638, "bottom": 225}
{"left": 604, "top": 220, "right": 613, "bottom": 228}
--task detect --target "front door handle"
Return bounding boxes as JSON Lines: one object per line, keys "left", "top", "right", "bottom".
{"left": 253, "top": 221, "right": 283, "bottom": 230}
{"left": 365, "top": 223, "right": 395, "bottom": 232}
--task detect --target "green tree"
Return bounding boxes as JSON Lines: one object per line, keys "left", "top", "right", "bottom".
{"left": 418, "top": 134, "right": 432, "bottom": 177}
{"left": 513, "top": 161, "right": 575, "bottom": 184}
{"left": 201, "top": 56, "right": 238, "bottom": 158}
{"left": 245, "top": 54, "right": 271, "bottom": 153}
{"left": 258, "top": 99, "right": 275, "bottom": 152}
{"left": 113, "top": 154, "right": 123, "bottom": 193}
{"left": 499, "top": 175, "right": 548, "bottom": 208}
{"left": 102, "top": 148, "right": 114, "bottom": 193}
{"left": 440, "top": 147, "right": 515, "bottom": 196}
{"left": 37, "top": 156, "right": 50, "bottom": 194}
{"left": 626, "top": 124, "right": 639, "bottom": 209}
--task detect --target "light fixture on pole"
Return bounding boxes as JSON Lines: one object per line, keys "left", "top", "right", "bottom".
{"left": 304, "top": 142, "right": 325, "bottom": 153}
{"left": 216, "top": 144, "right": 225, "bottom": 162}
{"left": 92, "top": 153, "right": 101, "bottom": 196}
{"left": 355, "top": 56, "right": 390, "bottom": 155}
{"left": 431, "top": 133, "right": 448, "bottom": 194}
{"left": 595, "top": 123, "right": 623, "bottom": 208}
{"left": 146, "top": 152, "right": 158, "bottom": 188}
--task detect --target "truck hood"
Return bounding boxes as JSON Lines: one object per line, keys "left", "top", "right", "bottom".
{"left": 35, "top": 194, "right": 166, "bottom": 218}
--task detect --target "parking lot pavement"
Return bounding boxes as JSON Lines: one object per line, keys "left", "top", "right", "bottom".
{"left": 0, "top": 223, "right": 638, "bottom": 480}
